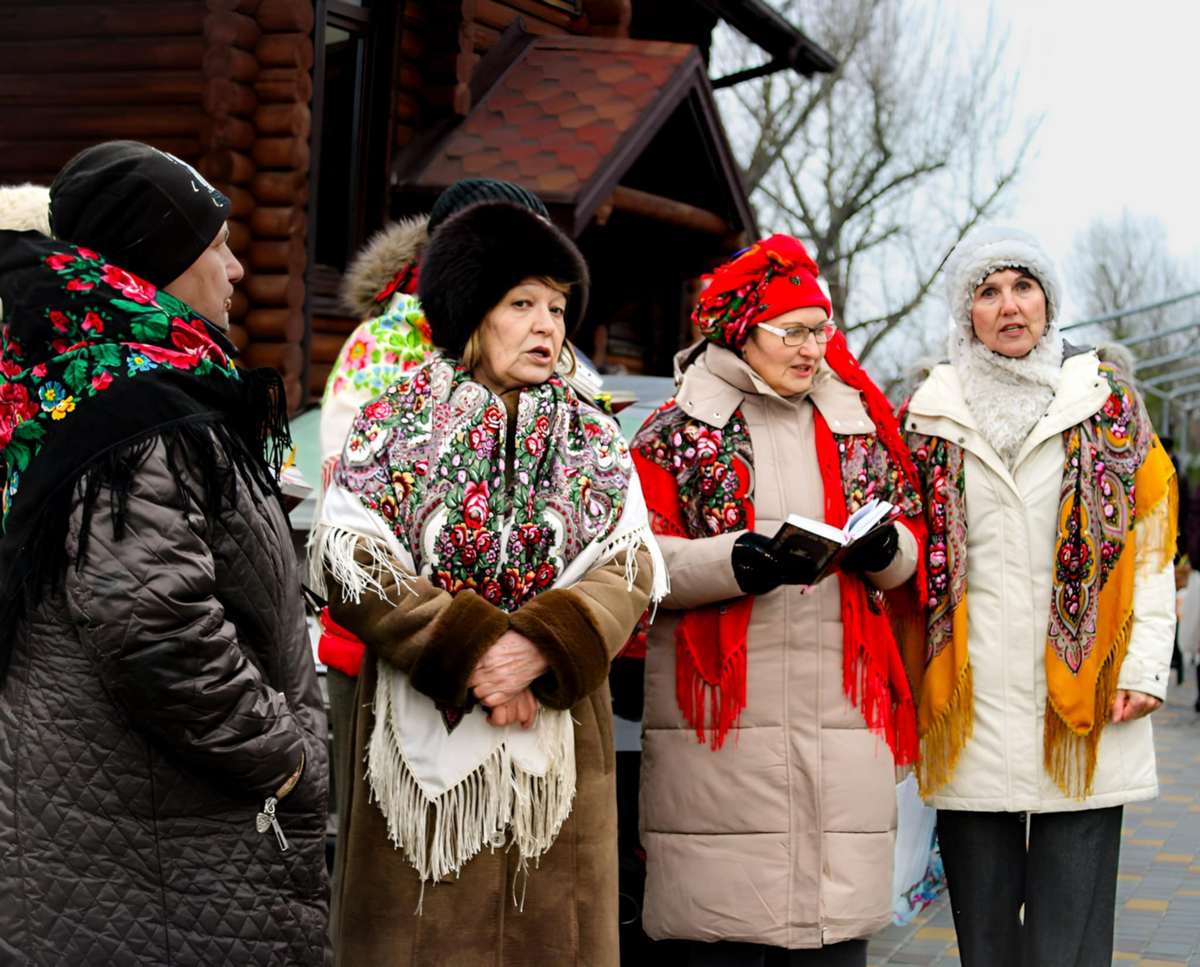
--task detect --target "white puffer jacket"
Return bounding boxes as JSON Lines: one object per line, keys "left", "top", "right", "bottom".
{"left": 904, "top": 351, "right": 1175, "bottom": 813}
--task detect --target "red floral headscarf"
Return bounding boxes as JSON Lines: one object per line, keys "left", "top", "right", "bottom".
{"left": 692, "top": 234, "right": 832, "bottom": 351}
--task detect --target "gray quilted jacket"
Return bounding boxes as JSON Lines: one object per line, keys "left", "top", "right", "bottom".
{"left": 0, "top": 433, "right": 330, "bottom": 966}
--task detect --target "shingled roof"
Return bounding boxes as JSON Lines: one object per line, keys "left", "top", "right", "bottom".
{"left": 395, "top": 34, "right": 756, "bottom": 239}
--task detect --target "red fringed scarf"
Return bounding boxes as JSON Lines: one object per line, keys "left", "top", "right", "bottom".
{"left": 631, "top": 334, "right": 924, "bottom": 763}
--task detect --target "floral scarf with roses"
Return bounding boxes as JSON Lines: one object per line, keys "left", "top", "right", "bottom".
{"left": 905, "top": 362, "right": 1177, "bottom": 798}
{"left": 0, "top": 230, "right": 290, "bottom": 683}
{"left": 312, "top": 355, "right": 661, "bottom": 886}
{"left": 630, "top": 333, "right": 923, "bottom": 761}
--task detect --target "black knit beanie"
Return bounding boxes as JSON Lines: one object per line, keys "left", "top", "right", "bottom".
{"left": 427, "top": 178, "right": 548, "bottom": 234}
{"left": 419, "top": 202, "right": 588, "bottom": 358}
{"left": 49, "top": 141, "right": 230, "bottom": 287}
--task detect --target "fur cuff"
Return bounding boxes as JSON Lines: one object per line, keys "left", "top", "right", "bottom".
{"left": 409, "top": 591, "right": 508, "bottom": 707}
{"left": 509, "top": 589, "right": 608, "bottom": 710}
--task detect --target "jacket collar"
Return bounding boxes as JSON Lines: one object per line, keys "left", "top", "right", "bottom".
{"left": 676, "top": 343, "right": 875, "bottom": 434}
{"left": 905, "top": 350, "right": 1110, "bottom": 489}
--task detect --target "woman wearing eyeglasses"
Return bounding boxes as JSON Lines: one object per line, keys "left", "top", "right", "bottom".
{"left": 633, "top": 235, "right": 924, "bottom": 966}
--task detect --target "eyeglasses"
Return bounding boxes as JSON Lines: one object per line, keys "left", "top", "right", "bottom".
{"left": 756, "top": 320, "right": 837, "bottom": 346}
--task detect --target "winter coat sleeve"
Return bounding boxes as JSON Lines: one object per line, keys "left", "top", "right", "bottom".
{"left": 657, "top": 531, "right": 743, "bottom": 610}
{"left": 327, "top": 558, "right": 510, "bottom": 708}
{"left": 62, "top": 440, "right": 311, "bottom": 801}
{"left": 509, "top": 548, "right": 653, "bottom": 710}
{"left": 1116, "top": 536, "right": 1176, "bottom": 702}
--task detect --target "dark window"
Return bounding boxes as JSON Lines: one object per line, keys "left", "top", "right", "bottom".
{"left": 310, "top": 1, "right": 393, "bottom": 275}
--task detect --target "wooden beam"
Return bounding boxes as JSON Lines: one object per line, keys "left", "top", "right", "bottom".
{"left": 607, "top": 186, "right": 730, "bottom": 236}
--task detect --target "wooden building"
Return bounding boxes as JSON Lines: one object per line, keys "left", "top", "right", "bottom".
{"left": 0, "top": 0, "right": 834, "bottom": 410}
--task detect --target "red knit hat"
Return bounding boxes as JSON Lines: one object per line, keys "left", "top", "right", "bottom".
{"left": 692, "top": 234, "right": 832, "bottom": 351}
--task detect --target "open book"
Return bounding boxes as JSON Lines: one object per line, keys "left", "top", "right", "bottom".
{"left": 766, "top": 498, "right": 896, "bottom": 583}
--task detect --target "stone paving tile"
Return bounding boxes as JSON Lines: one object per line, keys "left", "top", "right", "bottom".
{"left": 869, "top": 679, "right": 1200, "bottom": 965}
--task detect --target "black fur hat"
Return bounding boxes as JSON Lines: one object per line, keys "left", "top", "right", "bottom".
{"left": 418, "top": 202, "right": 589, "bottom": 358}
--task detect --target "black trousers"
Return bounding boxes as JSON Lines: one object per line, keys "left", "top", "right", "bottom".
{"left": 686, "top": 939, "right": 867, "bottom": 967}
{"left": 937, "top": 806, "right": 1123, "bottom": 967}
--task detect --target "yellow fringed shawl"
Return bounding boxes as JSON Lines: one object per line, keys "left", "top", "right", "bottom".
{"left": 906, "top": 365, "right": 1177, "bottom": 799}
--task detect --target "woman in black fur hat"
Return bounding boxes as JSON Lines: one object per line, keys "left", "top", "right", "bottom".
{"left": 312, "top": 201, "right": 665, "bottom": 966}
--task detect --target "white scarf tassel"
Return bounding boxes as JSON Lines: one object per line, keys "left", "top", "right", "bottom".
{"left": 367, "top": 665, "right": 577, "bottom": 909}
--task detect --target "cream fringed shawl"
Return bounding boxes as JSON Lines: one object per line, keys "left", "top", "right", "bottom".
{"left": 310, "top": 359, "right": 666, "bottom": 890}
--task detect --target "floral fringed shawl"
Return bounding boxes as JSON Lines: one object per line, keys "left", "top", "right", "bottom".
{"left": 631, "top": 333, "right": 925, "bottom": 762}
{"left": 907, "top": 363, "right": 1177, "bottom": 798}
{"left": 311, "top": 357, "right": 665, "bottom": 888}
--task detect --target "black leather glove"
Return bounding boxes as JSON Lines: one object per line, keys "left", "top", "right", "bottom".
{"left": 732, "top": 532, "right": 821, "bottom": 595}
{"left": 839, "top": 522, "right": 900, "bottom": 575}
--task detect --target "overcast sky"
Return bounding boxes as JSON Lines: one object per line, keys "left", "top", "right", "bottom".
{"left": 956, "top": 0, "right": 1200, "bottom": 275}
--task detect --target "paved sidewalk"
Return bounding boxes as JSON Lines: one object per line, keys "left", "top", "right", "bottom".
{"left": 867, "top": 677, "right": 1200, "bottom": 966}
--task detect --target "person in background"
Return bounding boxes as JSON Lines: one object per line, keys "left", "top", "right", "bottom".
{"left": 312, "top": 178, "right": 556, "bottom": 940}
{"left": 903, "top": 226, "right": 1176, "bottom": 966}
{"left": 636, "top": 235, "right": 924, "bottom": 967}
{"left": 311, "top": 200, "right": 663, "bottom": 965}
{"left": 0, "top": 142, "right": 329, "bottom": 965}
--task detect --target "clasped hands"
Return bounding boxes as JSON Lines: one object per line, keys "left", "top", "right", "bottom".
{"left": 465, "top": 630, "right": 549, "bottom": 729}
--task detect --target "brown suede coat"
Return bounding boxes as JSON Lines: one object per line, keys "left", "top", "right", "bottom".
{"left": 328, "top": 542, "right": 651, "bottom": 967}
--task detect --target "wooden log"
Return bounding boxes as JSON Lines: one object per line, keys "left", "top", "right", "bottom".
{"left": 0, "top": 139, "right": 201, "bottom": 174}
{"left": 0, "top": 107, "right": 205, "bottom": 141}
{"left": 241, "top": 340, "right": 303, "bottom": 374}
{"left": 200, "top": 149, "right": 255, "bottom": 186}
{"left": 0, "top": 37, "right": 204, "bottom": 74}
{"left": 308, "top": 362, "right": 333, "bottom": 399}
{"left": 0, "top": 5, "right": 205, "bottom": 41}
{"left": 252, "top": 137, "right": 309, "bottom": 170}
{"left": 229, "top": 289, "right": 249, "bottom": 320}
{"left": 204, "top": 11, "right": 260, "bottom": 50}
{"left": 202, "top": 45, "right": 259, "bottom": 83}
{"left": 284, "top": 375, "right": 304, "bottom": 414}
{"left": 227, "top": 321, "right": 250, "bottom": 352}
{"left": 225, "top": 184, "right": 256, "bottom": 219}
{"left": 254, "top": 102, "right": 310, "bottom": 138}
{"left": 255, "top": 67, "right": 312, "bottom": 103}
{"left": 310, "top": 331, "right": 350, "bottom": 365}
{"left": 609, "top": 186, "right": 731, "bottom": 236}
{"left": 256, "top": 0, "right": 315, "bottom": 33}
{"left": 245, "top": 308, "right": 304, "bottom": 341}
{"left": 202, "top": 77, "right": 257, "bottom": 118}
{"left": 202, "top": 115, "right": 257, "bottom": 151}
{"left": 256, "top": 33, "right": 313, "bottom": 70}
{"left": 251, "top": 171, "right": 308, "bottom": 206}
{"left": 207, "top": 0, "right": 262, "bottom": 14}
{"left": 312, "top": 314, "right": 360, "bottom": 337}
{"left": 244, "top": 271, "right": 304, "bottom": 308}
{"left": 393, "top": 93, "right": 421, "bottom": 124}
{"left": 227, "top": 218, "right": 251, "bottom": 254}
{"left": 247, "top": 239, "right": 304, "bottom": 272}
{"left": 250, "top": 205, "right": 304, "bottom": 239}
{"left": 0, "top": 71, "right": 203, "bottom": 107}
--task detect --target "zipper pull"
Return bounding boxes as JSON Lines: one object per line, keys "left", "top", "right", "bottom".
{"left": 255, "top": 796, "right": 290, "bottom": 852}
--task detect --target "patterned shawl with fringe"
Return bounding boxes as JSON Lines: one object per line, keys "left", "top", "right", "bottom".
{"left": 311, "top": 357, "right": 664, "bottom": 890}
{"left": 906, "top": 362, "right": 1177, "bottom": 798}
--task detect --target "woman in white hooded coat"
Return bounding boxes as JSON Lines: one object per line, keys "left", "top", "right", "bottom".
{"left": 902, "top": 226, "right": 1177, "bottom": 966}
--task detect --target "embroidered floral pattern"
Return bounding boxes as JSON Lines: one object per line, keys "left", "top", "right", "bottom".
{"left": 323, "top": 292, "right": 435, "bottom": 402}
{"left": 631, "top": 401, "right": 753, "bottom": 538}
{"left": 336, "top": 358, "right": 631, "bottom": 614}
{"left": 1049, "top": 365, "right": 1148, "bottom": 671}
{"left": 908, "top": 433, "right": 968, "bottom": 662}
{"left": 0, "top": 242, "right": 237, "bottom": 522}
{"left": 692, "top": 249, "right": 798, "bottom": 350}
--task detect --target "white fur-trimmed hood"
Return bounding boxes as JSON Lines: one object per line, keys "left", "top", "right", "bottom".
{"left": 0, "top": 183, "right": 51, "bottom": 235}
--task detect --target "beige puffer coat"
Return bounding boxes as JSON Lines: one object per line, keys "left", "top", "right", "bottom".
{"left": 640, "top": 344, "right": 918, "bottom": 949}
{"left": 904, "top": 352, "right": 1176, "bottom": 813}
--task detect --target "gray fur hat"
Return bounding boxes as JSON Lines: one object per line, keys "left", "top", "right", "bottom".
{"left": 943, "top": 225, "right": 1062, "bottom": 333}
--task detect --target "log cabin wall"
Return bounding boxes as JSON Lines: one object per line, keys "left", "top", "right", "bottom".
{"left": 0, "top": 0, "right": 312, "bottom": 412}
